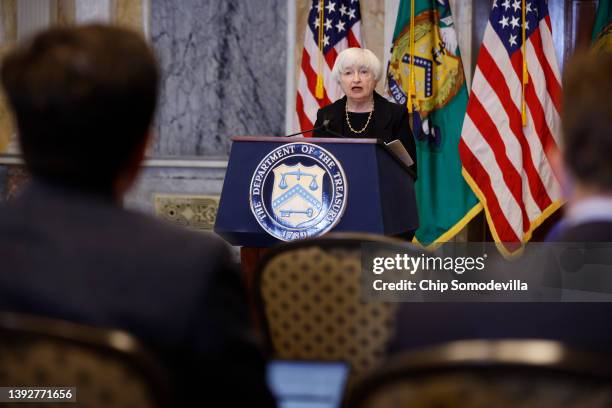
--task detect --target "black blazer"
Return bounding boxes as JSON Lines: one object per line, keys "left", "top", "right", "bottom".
{"left": 313, "top": 91, "right": 418, "bottom": 178}
{"left": 0, "top": 181, "right": 276, "bottom": 407}
{"left": 554, "top": 221, "right": 612, "bottom": 242}
{"left": 389, "top": 301, "right": 612, "bottom": 355}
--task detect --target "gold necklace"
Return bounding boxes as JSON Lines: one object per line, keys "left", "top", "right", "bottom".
{"left": 345, "top": 101, "right": 374, "bottom": 134}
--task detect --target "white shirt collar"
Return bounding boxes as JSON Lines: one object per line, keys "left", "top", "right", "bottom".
{"left": 565, "top": 196, "right": 612, "bottom": 226}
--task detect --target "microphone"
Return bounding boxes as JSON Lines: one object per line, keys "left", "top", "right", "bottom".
{"left": 284, "top": 120, "right": 331, "bottom": 137}
{"left": 321, "top": 121, "right": 345, "bottom": 138}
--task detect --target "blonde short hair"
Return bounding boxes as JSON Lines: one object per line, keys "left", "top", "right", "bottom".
{"left": 331, "top": 48, "right": 383, "bottom": 83}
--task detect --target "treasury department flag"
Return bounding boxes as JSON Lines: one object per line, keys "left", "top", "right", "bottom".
{"left": 387, "top": 0, "right": 480, "bottom": 247}
{"left": 592, "top": 0, "right": 611, "bottom": 54}
{"left": 296, "top": 0, "right": 363, "bottom": 132}
{"left": 459, "top": 0, "right": 563, "bottom": 256}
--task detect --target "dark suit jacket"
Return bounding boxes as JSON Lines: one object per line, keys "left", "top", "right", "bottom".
{"left": 554, "top": 221, "right": 612, "bottom": 242}
{"left": 313, "top": 92, "right": 418, "bottom": 178}
{"left": 389, "top": 221, "right": 612, "bottom": 355}
{"left": 0, "top": 180, "right": 275, "bottom": 407}
{"left": 389, "top": 302, "right": 612, "bottom": 355}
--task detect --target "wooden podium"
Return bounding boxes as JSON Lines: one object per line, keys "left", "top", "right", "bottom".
{"left": 214, "top": 136, "right": 418, "bottom": 288}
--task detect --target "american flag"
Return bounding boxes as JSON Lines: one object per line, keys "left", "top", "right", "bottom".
{"left": 296, "top": 0, "right": 363, "bottom": 132}
{"left": 459, "top": 0, "right": 563, "bottom": 255}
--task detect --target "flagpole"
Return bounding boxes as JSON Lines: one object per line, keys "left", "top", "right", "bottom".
{"left": 407, "top": 0, "right": 415, "bottom": 113}
{"left": 316, "top": 0, "right": 325, "bottom": 99}
{"left": 521, "top": 0, "right": 528, "bottom": 126}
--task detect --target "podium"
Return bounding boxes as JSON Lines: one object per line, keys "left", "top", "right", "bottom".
{"left": 214, "top": 136, "right": 418, "bottom": 286}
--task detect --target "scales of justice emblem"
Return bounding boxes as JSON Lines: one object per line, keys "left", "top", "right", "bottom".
{"left": 249, "top": 142, "right": 347, "bottom": 241}
{"left": 271, "top": 163, "right": 326, "bottom": 228}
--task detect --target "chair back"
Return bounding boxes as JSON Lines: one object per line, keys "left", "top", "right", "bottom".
{"left": 347, "top": 339, "right": 612, "bottom": 408}
{"left": 0, "top": 312, "right": 169, "bottom": 408}
{"left": 255, "top": 233, "right": 417, "bottom": 379}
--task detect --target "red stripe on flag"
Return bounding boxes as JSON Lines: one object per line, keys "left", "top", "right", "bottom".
{"left": 296, "top": 92, "right": 314, "bottom": 134}
{"left": 347, "top": 30, "right": 360, "bottom": 48}
{"left": 325, "top": 47, "right": 338, "bottom": 71}
{"left": 466, "top": 96, "right": 530, "bottom": 232}
{"left": 478, "top": 46, "right": 553, "bottom": 212}
{"left": 524, "top": 76, "right": 559, "bottom": 165}
{"left": 544, "top": 15, "right": 552, "bottom": 33}
{"left": 509, "top": 52, "right": 558, "bottom": 167}
{"left": 301, "top": 50, "right": 332, "bottom": 107}
{"left": 528, "top": 28, "right": 562, "bottom": 113}
{"left": 459, "top": 139, "right": 520, "bottom": 243}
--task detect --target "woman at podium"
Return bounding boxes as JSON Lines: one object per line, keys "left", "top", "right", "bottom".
{"left": 313, "top": 48, "right": 417, "bottom": 178}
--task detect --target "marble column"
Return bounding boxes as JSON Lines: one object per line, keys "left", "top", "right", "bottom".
{"left": 150, "top": 0, "right": 287, "bottom": 157}
{"left": 115, "top": 0, "right": 289, "bottom": 235}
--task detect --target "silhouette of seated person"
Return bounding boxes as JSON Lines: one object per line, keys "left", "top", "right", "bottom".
{"left": 0, "top": 24, "right": 275, "bottom": 407}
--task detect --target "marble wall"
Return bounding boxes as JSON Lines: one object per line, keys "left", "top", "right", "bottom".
{"left": 125, "top": 164, "right": 226, "bottom": 219}
{"left": 150, "top": 0, "right": 287, "bottom": 157}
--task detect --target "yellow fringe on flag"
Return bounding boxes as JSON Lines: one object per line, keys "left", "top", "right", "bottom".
{"left": 411, "top": 203, "right": 483, "bottom": 251}
{"left": 461, "top": 167, "right": 564, "bottom": 259}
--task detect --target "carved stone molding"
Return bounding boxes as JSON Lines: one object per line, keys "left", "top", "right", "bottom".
{"left": 153, "top": 194, "right": 219, "bottom": 231}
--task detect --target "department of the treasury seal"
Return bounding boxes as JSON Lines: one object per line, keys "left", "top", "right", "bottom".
{"left": 249, "top": 142, "right": 348, "bottom": 241}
